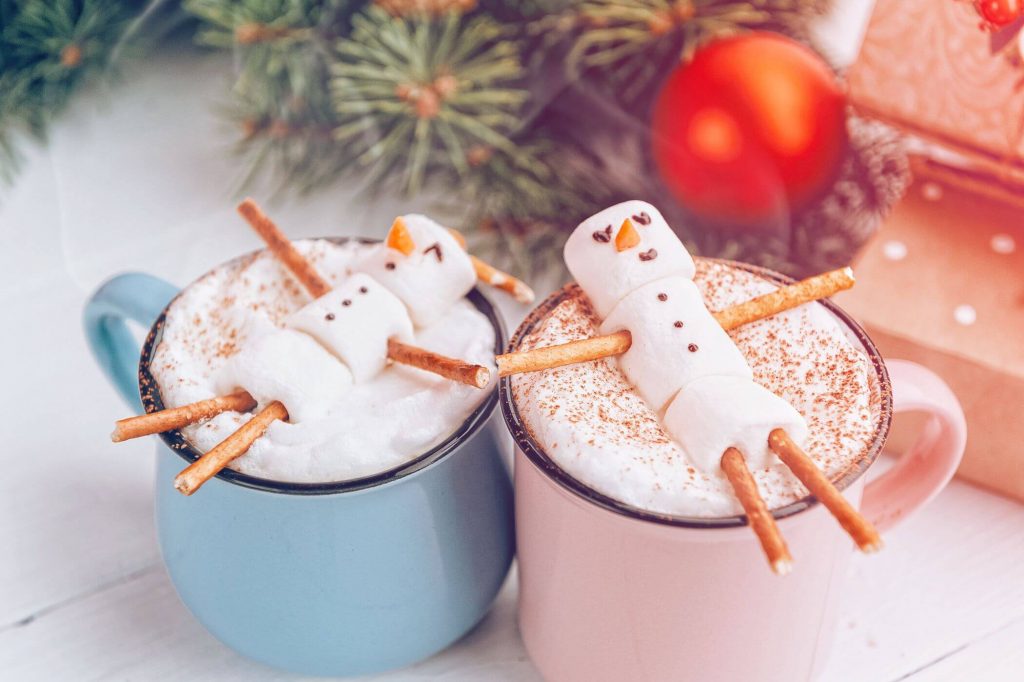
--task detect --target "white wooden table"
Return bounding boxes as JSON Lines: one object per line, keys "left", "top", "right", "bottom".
{"left": 2, "top": 45, "right": 1023, "bottom": 682}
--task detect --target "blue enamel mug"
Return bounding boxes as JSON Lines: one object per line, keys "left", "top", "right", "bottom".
{"left": 83, "top": 248, "right": 515, "bottom": 676}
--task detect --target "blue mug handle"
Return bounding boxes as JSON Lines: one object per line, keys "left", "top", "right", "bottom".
{"left": 83, "top": 273, "right": 180, "bottom": 412}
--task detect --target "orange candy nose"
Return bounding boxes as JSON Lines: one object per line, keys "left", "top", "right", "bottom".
{"left": 386, "top": 217, "right": 416, "bottom": 255}
{"left": 614, "top": 218, "right": 641, "bottom": 252}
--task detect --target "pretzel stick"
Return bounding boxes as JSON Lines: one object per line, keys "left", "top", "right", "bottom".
{"left": 238, "top": 200, "right": 489, "bottom": 387}
{"left": 496, "top": 268, "right": 854, "bottom": 376}
{"left": 388, "top": 339, "right": 490, "bottom": 388}
{"left": 174, "top": 401, "right": 288, "bottom": 496}
{"left": 446, "top": 226, "right": 468, "bottom": 248}
{"left": 123, "top": 338, "right": 489, "bottom": 440}
{"left": 768, "top": 428, "right": 883, "bottom": 553}
{"left": 470, "top": 255, "right": 535, "bottom": 304}
{"left": 497, "top": 330, "right": 631, "bottom": 377}
{"left": 111, "top": 391, "right": 257, "bottom": 442}
{"left": 238, "top": 198, "right": 332, "bottom": 298}
{"left": 447, "top": 227, "right": 535, "bottom": 304}
{"left": 721, "top": 447, "right": 793, "bottom": 575}
{"left": 713, "top": 267, "right": 854, "bottom": 331}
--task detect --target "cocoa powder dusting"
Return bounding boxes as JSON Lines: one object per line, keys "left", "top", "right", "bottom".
{"left": 511, "top": 262, "right": 878, "bottom": 517}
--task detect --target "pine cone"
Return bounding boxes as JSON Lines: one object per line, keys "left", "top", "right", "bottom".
{"left": 789, "top": 114, "right": 910, "bottom": 277}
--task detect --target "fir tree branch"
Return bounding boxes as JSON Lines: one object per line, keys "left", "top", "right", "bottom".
{"left": 329, "top": 7, "right": 529, "bottom": 195}
{"left": 557, "top": 0, "right": 830, "bottom": 103}
{"left": 0, "top": 0, "right": 143, "bottom": 183}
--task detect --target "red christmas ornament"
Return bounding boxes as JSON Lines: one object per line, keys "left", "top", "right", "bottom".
{"left": 651, "top": 32, "right": 848, "bottom": 227}
{"left": 975, "top": 0, "right": 1022, "bottom": 29}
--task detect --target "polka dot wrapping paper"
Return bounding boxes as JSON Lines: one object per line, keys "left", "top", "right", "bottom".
{"left": 834, "top": 176, "right": 1024, "bottom": 502}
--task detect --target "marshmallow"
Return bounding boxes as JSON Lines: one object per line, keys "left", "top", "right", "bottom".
{"left": 564, "top": 200, "right": 696, "bottom": 318}
{"left": 356, "top": 214, "right": 476, "bottom": 327}
{"left": 599, "top": 277, "right": 752, "bottom": 411}
{"left": 287, "top": 273, "right": 414, "bottom": 383}
{"left": 663, "top": 375, "right": 808, "bottom": 473}
{"left": 216, "top": 329, "right": 353, "bottom": 423}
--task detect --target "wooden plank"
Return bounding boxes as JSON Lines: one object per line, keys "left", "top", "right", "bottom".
{"left": 0, "top": 567, "right": 539, "bottom": 682}
{"left": 821, "top": 479, "right": 1024, "bottom": 681}
{"left": 0, "top": 282, "right": 160, "bottom": 627}
{"left": 906, "top": 616, "right": 1024, "bottom": 681}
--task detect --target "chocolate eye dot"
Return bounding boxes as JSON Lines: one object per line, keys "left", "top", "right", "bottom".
{"left": 385, "top": 262, "right": 396, "bottom": 270}
{"left": 674, "top": 320, "right": 684, "bottom": 328}
{"left": 657, "top": 293, "right": 668, "bottom": 301}
{"left": 688, "top": 343, "right": 699, "bottom": 352}
{"left": 325, "top": 313, "right": 335, "bottom": 321}
{"left": 342, "top": 299, "right": 352, "bottom": 307}
{"left": 359, "top": 286, "right": 368, "bottom": 294}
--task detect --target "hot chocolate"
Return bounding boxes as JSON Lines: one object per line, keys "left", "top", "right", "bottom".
{"left": 510, "top": 258, "right": 878, "bottom": 518}
{"left": 149, "top": 237, "right": 497, "bottom": 483}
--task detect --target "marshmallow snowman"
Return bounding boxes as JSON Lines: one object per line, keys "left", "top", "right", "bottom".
{"left": 216, "top": 328, "right": 353, "bottom": 423}
{"left": 287, "top": 272, "right": 414, "bottom": 383}
{"left": 564, "top": 200, "right": 695, "bottom": 318}
{"left": 356, "top": 214, "right": 476, "bottom": 328}
{"left": 663, "top": 376, "right": 808, "bottom": 472}
{"left": 599, "top": 278, "right": 752, "bottom": 411}
{"left": 570, "top": 200, "right": 810, "bottom": 475}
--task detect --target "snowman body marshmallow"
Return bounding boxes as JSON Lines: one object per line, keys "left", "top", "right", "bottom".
{"left": 663, "top": 375, "right": 808, "bottom": 472}
{"left": 599, "top": 278, "right": 751, "bottom": 411}
{"left": 216, "top": 328, "right": 353, "bottom": 422}
{"left": 287, "top": 272, "right": 415, "bottom": 383}
{"left": 566, "top": 200, "right": 809, "bottom": 472}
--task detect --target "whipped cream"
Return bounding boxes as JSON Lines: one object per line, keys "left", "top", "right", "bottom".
{"left": 511, "top": 260, "right": 879, "bottom": 518}
{"left": 150, "top": 239, "right": 497, "bottom": 483}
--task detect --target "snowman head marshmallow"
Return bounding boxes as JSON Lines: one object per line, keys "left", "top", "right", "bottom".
{"left": 356, "top": 214, "right": 476, "bottom": 328}
{"left": 563, "top": 200, "right": 696, "bottom": 319}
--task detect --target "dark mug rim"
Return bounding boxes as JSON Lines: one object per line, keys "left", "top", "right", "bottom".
{"left": 499, "top": 259, "right": 894, "bottom": 529}
{"left": 138, "top": 236, "right": 505, "bottom": 496}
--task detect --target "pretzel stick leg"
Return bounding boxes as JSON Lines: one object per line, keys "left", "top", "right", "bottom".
{"left": 388, "top": 339, "right": 490, "bottom": 388}
{"left": 721, "top": 447, "right": 794, "bottom": 575}
{"left": 237, "top": 199, "right": 332, "bottom": 298}
{"left": 768, "top": 428, "right": 883, "bottom": 553}
{"left": 496, "top": 330, "right": 632, "bottom": 377}
{"left": 111, "top": 391, "right": 257, "bottom": 442}
{"left": 713, "top": 267, "right": 854, "bottom": 331}
{"left": 174, "top": 401, "right": 288, "bottom": 496}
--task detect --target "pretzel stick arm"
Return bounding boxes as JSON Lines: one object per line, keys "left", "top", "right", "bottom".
{"left": 388, "top": 339, "right": 490, "bottom": 388}
{"left": 447, "top": 227, "right": 535, "bottom": 303}
{"left": 713, "top": 267, "right": 854, "bottom": 331}
{"left": 498, "top": 268, "right": 855, "bottom": 377}
{"left": 497, "top": 330, "right": 632, "bottom": 377}
{"left": 237, "top": 199, "right": 332, "bottom": 298}
{"left": 470, "top": 255, "right": 535, "bottom": 304}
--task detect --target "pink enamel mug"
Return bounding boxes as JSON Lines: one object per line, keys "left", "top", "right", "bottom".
{"left": 500, "top": 264, "right": 967, "bottom": 682}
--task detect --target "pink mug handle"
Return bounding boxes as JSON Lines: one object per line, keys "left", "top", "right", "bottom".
{"left": 861, "top": 359, "right": 967, "bottom": 531}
